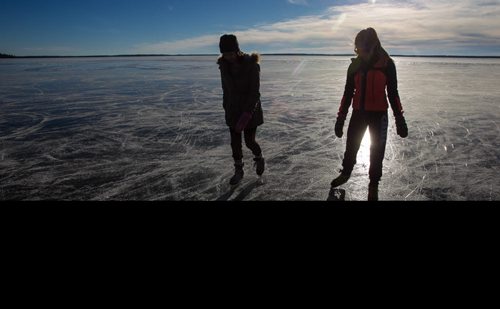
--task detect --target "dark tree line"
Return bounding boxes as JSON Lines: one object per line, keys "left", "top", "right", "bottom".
{"left": 0, "top": 53, "right": 15, "bottom": 58}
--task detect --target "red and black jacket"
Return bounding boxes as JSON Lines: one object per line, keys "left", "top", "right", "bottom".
{"left": 337, "top": 55, "right": 404, "bottom": 120}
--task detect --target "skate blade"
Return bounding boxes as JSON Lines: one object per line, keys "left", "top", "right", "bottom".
{"left": 256, "top": 176, "right": 265, "bottom": 186}
{"left": 230, "top": 181, "right": 242, "bottom": 188}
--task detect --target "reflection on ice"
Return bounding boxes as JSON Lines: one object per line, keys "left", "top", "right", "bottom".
{"left": 0, "top": 56, "right": 499, "bottom": 201}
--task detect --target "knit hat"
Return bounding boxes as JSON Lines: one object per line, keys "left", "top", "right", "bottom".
{"left": 219, "top": 34, "right": 240, "bottom": 53}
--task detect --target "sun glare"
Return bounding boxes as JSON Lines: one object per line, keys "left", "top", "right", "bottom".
{"left": 358, "top": 129, "right": 371, "bottom": 167}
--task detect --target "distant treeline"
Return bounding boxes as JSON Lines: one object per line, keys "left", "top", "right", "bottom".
{"left": 0, "top": 53, "right": 16, "bottom": 58}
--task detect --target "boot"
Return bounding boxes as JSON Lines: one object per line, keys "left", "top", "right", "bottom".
{"left": 368, "top": 181, "right": 379, "bottom": 201}
{"left": 253, "top": 156, "right": 265, "bottom": 176}
{"left": 230, "top": 162, "right": 244, "bottom": 185}
{"left": 330, "top": 171, "right": 350, "bottom": 188}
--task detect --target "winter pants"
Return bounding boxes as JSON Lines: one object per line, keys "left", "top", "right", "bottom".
{"left": 230, "top": 127, "right": 262, "bottom": 162}
{"left": 342, "top": 110, "right": 388, "bottom": 182}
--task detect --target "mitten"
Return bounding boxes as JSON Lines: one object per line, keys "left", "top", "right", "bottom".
{"left": 335, "top": 118, "right": 345, "bottom": 138}
{"left": 235, "top": 112, "right": 253, "bottom": 133}
{"left": 395, "top": 115, "right": 408, "bottom": 138}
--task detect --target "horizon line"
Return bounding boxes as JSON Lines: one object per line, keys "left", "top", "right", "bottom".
{"left": 2, "top": 53, "right": 500, "bottom": 59}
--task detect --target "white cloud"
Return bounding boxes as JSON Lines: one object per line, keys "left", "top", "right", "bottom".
{"left": 134, "top": 0, "right": 500, "bottom": 55}
{"left": 22, "top": 46, "right": 78, "bottom": 55}
{"left": 287, "top": 0, "right": 309, "bottom": 5}
{"left": 135, "top": 34, "right": 221, "bottom": 54}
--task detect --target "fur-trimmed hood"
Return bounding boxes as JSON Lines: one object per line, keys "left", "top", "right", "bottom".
{"left": 248, "top": 52, "right": 261, "bottom": 64}
{"left": 217, "top": 52, "right": 261, "bottom": 66}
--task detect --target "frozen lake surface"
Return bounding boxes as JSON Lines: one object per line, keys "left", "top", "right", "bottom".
{"left": 0, "top": 55, "right": 499, "bottom": 201}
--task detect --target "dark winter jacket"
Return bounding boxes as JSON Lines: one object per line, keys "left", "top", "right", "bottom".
{"left": 337, "top": 55, "right": 404, "bottom": 120}
{"left": 218, "top": 53, "right": 264, "bottom": 129}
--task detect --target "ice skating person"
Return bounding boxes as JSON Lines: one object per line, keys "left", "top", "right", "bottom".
{"left": 217, "top": 34, "right": 265, "bottom": 185}
{"left": 332, "top": 27, "right": 408, "bottom": 201}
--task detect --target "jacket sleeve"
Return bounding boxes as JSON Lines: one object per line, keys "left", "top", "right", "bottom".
{"left": 219, "top": 65, "right": 228, "bottom": 110}
{"left": 245, "top": 62, "right": 261, "bottom": 113}
{"left": 386, "top": 59, "right": 404, "bottom": 117}
{"left": 337, "top": 64, "right": 355, "bottom": 121}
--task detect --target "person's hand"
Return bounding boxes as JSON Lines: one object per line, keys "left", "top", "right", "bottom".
{"left": 395, "top": 115, "right": 408, "bottom": 138}
{"left": 335, "top": 118, "right": 345, "bottom": 138}
{"left": 235, "top": 112, "right": 252, "bottom": 133}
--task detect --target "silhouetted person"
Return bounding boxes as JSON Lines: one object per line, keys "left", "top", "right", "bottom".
{"left": 331, "top": 27, "right": 408, "bottom": 201}
{"left": 217, "top": 34, "right": 265, "bottom": 185}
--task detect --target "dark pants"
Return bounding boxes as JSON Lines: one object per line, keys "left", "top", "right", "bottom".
{"left": 342, "top": 110, "right": 388, "bottom": 182}
{"left": 230, "top": 127, "right": 262, "bottom": 161}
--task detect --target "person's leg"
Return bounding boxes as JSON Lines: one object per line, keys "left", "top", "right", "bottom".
{"left": 332, "top": 111, "right": 367, "bottom": 187}
{"left": 230, "top": 127, "right": 243, "bottom": 162}
{"left": 367, "top": 112, "right": 388, "bottom": 201}
{"left": 229, "top": 127, "right": 244, "bottom": 185}
{"left": 243, "top": 127, "right": 262, "bottom": 157}
{"left": 368, "top": 112, "right": 388, "bottom": 184}
{"left": 244, "top": 127, "right": 265, "bottom": 176}
{"left": 342, "top": 111, "right": 368, "bottom": 176}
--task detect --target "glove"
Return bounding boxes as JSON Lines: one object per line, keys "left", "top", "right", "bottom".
{"left": 395, "top": 115, "right": 408, "bottom": 138}
{"left": 334, "top": 118, "right": 345, "bottom": 138}
{"left": 235, "top": 112, "right": 253, "bottom": 133}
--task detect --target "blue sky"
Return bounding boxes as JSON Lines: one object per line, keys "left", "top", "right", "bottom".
{"left": 1, "top": 0, "right": 500, "bottom": 56}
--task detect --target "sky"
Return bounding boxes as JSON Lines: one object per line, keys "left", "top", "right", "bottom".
{"left": 1, "top": 0, "right": 500, "bottom": 56}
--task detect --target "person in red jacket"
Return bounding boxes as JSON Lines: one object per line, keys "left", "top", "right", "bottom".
{"left": 331, "top": 27, "right": 408, "bottom": 201}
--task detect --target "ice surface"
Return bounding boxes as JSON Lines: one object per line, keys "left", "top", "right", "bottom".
{"left": 0, "top": 56, "right": 499, "bottom": 201}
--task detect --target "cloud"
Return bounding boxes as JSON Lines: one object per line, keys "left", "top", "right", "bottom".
{"left": 22, "top": 46, "right": 78, "bottom": 55}
{"left": 134, "top": 0, "right": 500, "bottom": 55}
{"left": 287, "top": 0, "right": 309, "bottom": 5}
{"left": 135, "top": 34, "right": 221, "bottom": 54}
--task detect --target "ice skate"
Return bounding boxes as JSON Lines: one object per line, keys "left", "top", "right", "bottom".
{"left": 368, "top": 181, "right": 379, "bottom": 201}
{"left": 229, "top": 162, "right": 244, "bottom": 186}
{"left": 253, "top": 156, "right": 265, "bottom": 176}
{"left": 330, "top": 172, "right": 350, "bottom": 188}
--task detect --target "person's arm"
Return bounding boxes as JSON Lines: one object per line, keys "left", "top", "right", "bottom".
{"left": 245, "top": 62, "right": 261, "bottom": 113}
{"left": 234, "top": 62, "right": 260, "bottom": 133}
{"left": 386, "top": 59, "right": 404, "bottom": 117}
{"left": 334, "top": 64, "right": 355, "bottom": 138}
{"left": 219, "top": 63, "right": 229, "bottom": 109}
{"left": 221, "top": 72, "right": 228, "bottom": 109}
{"left": 386, "top": 59, "right": 408, "bottom": 138}
{"left": 337, "top": 68, "right": 355, "bottom": 121}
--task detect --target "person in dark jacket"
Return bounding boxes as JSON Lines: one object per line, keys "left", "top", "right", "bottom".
{"left": 217, "top": 34, "right": 265, "bottom": 185}
{"left": 331, "top": 27, "right": 408, "bottom": 201}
